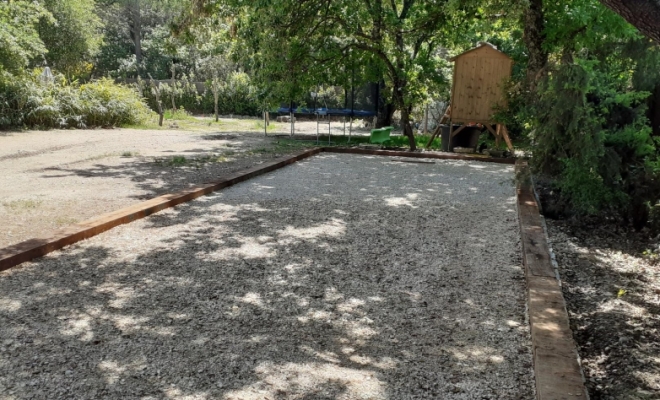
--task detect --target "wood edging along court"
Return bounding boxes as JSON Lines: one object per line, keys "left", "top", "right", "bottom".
{"left": 0, "top": 148, "right": 586, "bottom": 400}
{"left": 516, "top": 159, "right": 588, "bottom": 400}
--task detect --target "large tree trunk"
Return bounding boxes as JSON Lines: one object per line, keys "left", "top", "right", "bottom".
{"left": 599, "top": 0, "right": 660, "bottom": 44}
{"left": 376, "top": 80, "right": 395, "bottom": 128}
{"left": 523, "top": 0, "right": 548, "bottom": 82}
{"left": 127, "top": 0, "right": 142, "bottom": 76}
{"left": 400, "top": 106, "right": 416, "bottom": 151}
{"left": 394, "top": 82, "right": 416, "bottom": 151}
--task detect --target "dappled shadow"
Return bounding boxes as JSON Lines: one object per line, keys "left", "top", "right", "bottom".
{"left": 33, "top": 136, "right": 296, "bottom": 202}
{"left": 546, "top": 219, "right": 660, "bottom": 399}
{"left": 0, "top": 154, "right": 532, "bottom": 399}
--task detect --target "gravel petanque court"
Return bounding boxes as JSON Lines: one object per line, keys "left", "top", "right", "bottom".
{"left": 0, "top": 154, "right": 534, "bottom": 399}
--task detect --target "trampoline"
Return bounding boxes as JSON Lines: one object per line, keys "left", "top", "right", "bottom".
{"left": 266, "top": 82, "right": 379, "bottom": 143}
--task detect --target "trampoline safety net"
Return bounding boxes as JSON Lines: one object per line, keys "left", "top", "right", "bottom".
{"left": 277, "top": 83, "right": 378, "bottom": 117}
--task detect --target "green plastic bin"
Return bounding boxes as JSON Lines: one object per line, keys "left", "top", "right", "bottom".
{"left": 370, "top": 126, "right": 394, "bottom": 144}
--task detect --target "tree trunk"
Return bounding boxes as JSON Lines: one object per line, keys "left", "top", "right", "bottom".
{"left": 599, "top": 0, "right": 660, "bottom": 44}
{"left": 212, "top": 78, "right": 219, "bottom": 122}
{"left": 377, "top": 102, "right": 395, "bottom": 128}
{"left": 523, "top": 0, "right": 548, "bottom": 82}
{"left": 650, "top": 83, "right": 660, "bottom": 136}
{"left": 150, "top": 76, "right": 164, "bottom": 127}
{"left": 400, "top": 106, "right": 416, "bottom": 151}
{"left": 376, "top": 78, "right": 394, "bottom": 128}
{"left": 171, "top": 63, "right": 177, "bottom": 111}
{"left": 127, "top": 0, "right": 142, "bottom": 76}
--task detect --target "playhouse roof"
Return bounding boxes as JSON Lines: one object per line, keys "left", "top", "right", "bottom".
{"left": 449, "top": 42, "right": 512, "bottom": 62}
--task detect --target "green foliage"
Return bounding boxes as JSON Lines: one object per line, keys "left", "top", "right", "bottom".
{"left": 38, "top": 0, "right": 104, "bottom": 79}
{"left": 529, "top": 58, "right": 660, "bottom": 225}
{"left": 0, "top": 71, "right": 151, "bottom": 129}
{"left": 94, "top": 0, "right": 202, "bottom": 79}
{"left": 0, "top": 1, "right": 53, "bottom": 73}
{"left": 217, "top": 0, "right": 457, "bottom": 148}
{"left": 138, "top": 71, "right": 260, "bottom": 116}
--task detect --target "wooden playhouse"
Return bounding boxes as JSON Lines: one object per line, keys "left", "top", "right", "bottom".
{"left": 430, "top": 42, "right": 514, "bottom": 151}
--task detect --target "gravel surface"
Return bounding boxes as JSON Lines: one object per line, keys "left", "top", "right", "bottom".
{"left": 0, "top": 154, "right": 533, "bottom": 399}
{"left": 0, "top": 122, "right": 331, "bottom": 249}
{"left": 546, "top": 219, "right": 660, "bottom": 399}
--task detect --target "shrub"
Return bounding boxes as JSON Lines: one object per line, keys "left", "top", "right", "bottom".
{"left": 528, "top": 59, "right": 660, "bottom": 229}
{"left": 0, "top": 70, "right": 151, "bottom": 129}
{"left": 138, "top": 71, "right": 261, "bottom": 116}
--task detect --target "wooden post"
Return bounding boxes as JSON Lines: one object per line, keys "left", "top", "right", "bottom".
{"left": 425, "top": 124, "right": 442, "bottom": 149}
{"left": 348, "top": 117, "right": 353, "bottom": 143}
{"left": 149, "top": 75, "right": 164, "bottom": 127}
{"left": 425, "top": 105, "right": 451, "bottom": 149}
{"left": 212, "top": 77, "right": 219, "bottom": 122}
{"left": 501, "top": 125, "right": 514, "bottom": 152}
{"left": 290, "top": 111, "right": 294, "bottom": 137}
{"left": 448, "top": 123, "right": 454, "bottom": 152}
{"left": 264, "top": 111, "right": 267, "bottom": 136}
{"left": 170, "top": 63, "right": 177, "bottom": 111}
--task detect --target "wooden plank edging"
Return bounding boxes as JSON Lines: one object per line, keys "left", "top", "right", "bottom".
{"left": 321, "top": 147, "right": 516, "bottom": 164}
{"left": 0, "top": 148, "right": 322, "bottom": 272}
{"left": 515, "top": 159, "right": 588, "bottom": 400}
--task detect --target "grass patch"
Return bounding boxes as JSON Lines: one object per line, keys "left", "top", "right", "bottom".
{"left": 272, "top": 133, "right": 442, "bottom": 150}
{"left": 164, "top": 108, "right": 197, "bottom": 121}
{"left": 54, "top": 216, "right": 79, "bottom": 226}
{"left": 121, "top": 151, "right": 139, "bottom": 157}
{"left": 154, "top": 152, "right": 235, "bottom": 168}
{"left": 170, "top": 155, "right": 187, "bottom": 166}
{"left": 390, "top": 134, "right": 442, "bottom": 149}
{"left": 255, "top": 121, "right": 278, "bottom": 132}
{"left": 2, "top": 199, "right": 43, "bottom": 211}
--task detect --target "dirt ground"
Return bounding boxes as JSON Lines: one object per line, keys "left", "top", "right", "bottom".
{"left": 545, "top": 218, "right": 660, "bottom": 400}
{"left": 0, "top": 154, "right": 533, "bottom": 399}
{"left": 0, "top": 119, "right": 372, "bottom": 249}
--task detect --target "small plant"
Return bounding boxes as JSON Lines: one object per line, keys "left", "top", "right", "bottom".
{"left": 2, "top": 199, "right": 43, "bottom": 211}
{"left": 121, "top": 151, "right": 138, "bottom": 157}
{"left": 170, "top": 155, "right": 187, "bottom": 166}
{"left": 254, "top": 120, "right": 276, "bottom": 132}
{"left": 54, "top": 216, "right": 79, "bottom": 226}
{"left": 164, "top": 107, "right": 195, "bottom": 121}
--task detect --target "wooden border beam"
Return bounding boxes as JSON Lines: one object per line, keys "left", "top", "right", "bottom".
{"left": 515, "top": 159, "right": 588, "bottom": 400}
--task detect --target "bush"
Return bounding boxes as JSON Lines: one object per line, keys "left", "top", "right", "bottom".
{"left": 0, "top": 70, "right": 151, "bottom": 129}
{"left": 528, "top": 59, "right": 660, "bottom": 229}
{"left": 138, "top": 71, "right": 261, "bottom": 116}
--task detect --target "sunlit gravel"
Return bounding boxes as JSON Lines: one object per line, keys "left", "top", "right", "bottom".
{"left": 0, "top": 154, "right": 534, "bottom": 399}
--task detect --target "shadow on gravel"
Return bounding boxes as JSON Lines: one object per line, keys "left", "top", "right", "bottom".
{"left": 0, "top": 156, "right": 531, "bottom": 399}
{"left": 36, "top": 147, "right": 294, "bottom": 202}
{"left": 547, "top": 219, "right": 660, "bottom": 399}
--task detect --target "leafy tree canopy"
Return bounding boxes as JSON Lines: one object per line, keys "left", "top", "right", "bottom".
{"left": 39, "top": 0, "right": 105, "bottom": 78}
{"left": 0, "top": 0, "right": 53, "bottom": 74}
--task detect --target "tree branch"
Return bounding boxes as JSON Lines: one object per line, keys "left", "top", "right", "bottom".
{"left": 599, "top": 0, "right": 660, "bottom": 43}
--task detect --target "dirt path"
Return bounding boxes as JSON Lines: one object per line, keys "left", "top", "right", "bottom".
{"left": 0, "top": 154, "right": 533, "bottom": 399}
{"left": 546, "top": 219, "right": 660, "bottom": 399}
{"left": 1, "top": 120, "right": 353, "bottom": 248}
